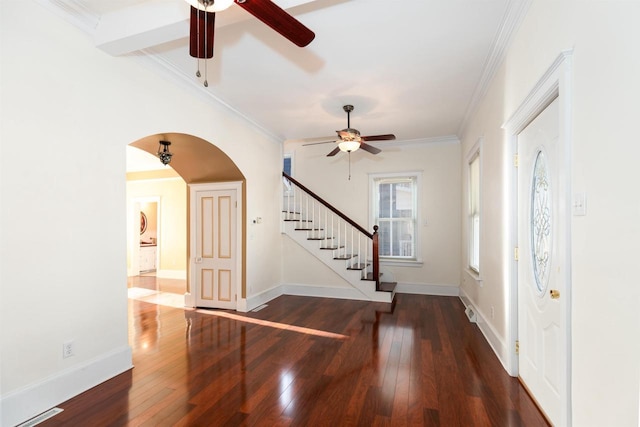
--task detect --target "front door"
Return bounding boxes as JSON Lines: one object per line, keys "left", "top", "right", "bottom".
{"left": 193, "top": 186, "right": 237, "bottom": 309}
{"left": 517, "top": 97, "right": 568, "bottom": 425}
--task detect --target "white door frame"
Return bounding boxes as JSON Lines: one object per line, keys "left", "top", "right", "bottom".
{"left": 502, "top": 50, "right": 573, "bottom": 425}
{"left": 185, "top": 181, "right": 244, "bottom": 310}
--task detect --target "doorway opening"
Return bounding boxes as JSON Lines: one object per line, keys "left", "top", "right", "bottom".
{"left": 126, "top": 133, "right": 246, "bottom": 310}
{"left": 503, "top": 50, "right": 573, "bottom": 426}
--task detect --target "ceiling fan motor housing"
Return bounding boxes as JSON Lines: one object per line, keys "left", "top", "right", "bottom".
{"left": 338, "top": 128, "right": 361, "bottom": 141}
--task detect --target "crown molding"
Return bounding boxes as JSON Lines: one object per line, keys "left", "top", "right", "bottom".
{"left": 35, "top": 0, "right": 100, "bottom": 34}
{"left": 457, "top": 0, "right": 532, "bottom": 137}
{"left": 137, "top": 50, "right": 284, "bottom": 145}
{"left": 372, "top": 135, "right": 460, "bottom": 150}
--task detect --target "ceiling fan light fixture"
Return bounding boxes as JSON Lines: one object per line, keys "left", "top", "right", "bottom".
{"left": 184, "top": 0, "right": 234, "bottom": 12}
{"left": 338, "top": 140, "right": 360, "bottom": 153}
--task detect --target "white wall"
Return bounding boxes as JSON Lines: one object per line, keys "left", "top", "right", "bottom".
{"left": 283, "top": 139, "right": 462, "bottom": 293}
{"left": 0, "top": 1, "right": 283, "bottom": 425}
{"left": 460, "top": 1, "right": 640, "bottom": 425}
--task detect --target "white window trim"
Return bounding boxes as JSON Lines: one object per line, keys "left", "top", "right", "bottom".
{"left": 466, "top": 138, "right": 482, "bottom": 284}
{"left": 369, "top": 171, "right": 423, "bottom": 266}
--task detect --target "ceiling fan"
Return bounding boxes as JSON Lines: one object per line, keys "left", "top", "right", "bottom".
{"left": 187, "top": 0, "right": 315, "bottom": 60}
{"left": 303, "top": 105, "right": 396, "bottom": 157}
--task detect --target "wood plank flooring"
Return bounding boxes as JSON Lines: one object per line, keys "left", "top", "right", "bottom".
{"left": 40, "top": 290, "right": 548, "bottom": 426}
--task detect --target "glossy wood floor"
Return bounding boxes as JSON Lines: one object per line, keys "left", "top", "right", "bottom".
{"left": 41, "top": 285, "right": 548, "bottom": 426}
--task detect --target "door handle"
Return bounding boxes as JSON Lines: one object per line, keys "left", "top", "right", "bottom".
{"left": 549, "top": 289, "right": 560, "bottom": 299}
{"left": 195, "top": 257, "right": 202, "bottom": 264}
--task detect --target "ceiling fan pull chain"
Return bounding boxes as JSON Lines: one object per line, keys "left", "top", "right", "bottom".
{"left": 195, "top": 5, "right": 202, "bottom": 78}
{"left": 348, "top": 151, "right": 352, "bottom": 180}
{"left": 203, "top": 7, "right": 209, "bottom": 87}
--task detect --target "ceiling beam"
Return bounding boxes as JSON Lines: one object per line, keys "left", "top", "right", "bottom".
{"left": 95, "top": 0, "right": 189, "bottom": 55}
{"left": 94, "top": 0, "right": 320, "bottom": 56}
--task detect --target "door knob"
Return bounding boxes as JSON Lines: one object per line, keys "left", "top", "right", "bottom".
{"left": 550, "top": 289, "right": 560, "bottom": 299}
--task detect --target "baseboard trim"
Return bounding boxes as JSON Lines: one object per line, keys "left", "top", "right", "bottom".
{"left": 282, "top": 283, "right": 366, "bottom": 301}
{"left": 395, "top": 282, "right": 460, "bottom": 296}
{"left": 246, "top": 286, "right": 284, "bottom": 312}
{"left": 458, "top": 287, "right": 509, "bottom": 372}
{"left": 1, "top": 345, "right": 133, "bottom": 427}
{"left": 248, "top": 282, "right": 461, "bottom": 308}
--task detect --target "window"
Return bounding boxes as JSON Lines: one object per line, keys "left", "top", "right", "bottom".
{"left": 283, "top": 154, "right": 292, "bottom": 176}
{"left": 371, "top": 173, "right": 420, "bottom": 260}
{"left": 468, "top": 149, "right": 480, "bottom": 273}
{"left": 283, "top": 153, "right": 293, "bottom": 194}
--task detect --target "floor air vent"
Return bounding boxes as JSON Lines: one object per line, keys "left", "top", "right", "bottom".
{"left": 17, "top": 408, "right": 63, "bottom": 427}
{"left": 251, "top": 304, "right": 268, "bottom": 312}
{"left": 465, "top": 305, "right": 478, "bottom": 323}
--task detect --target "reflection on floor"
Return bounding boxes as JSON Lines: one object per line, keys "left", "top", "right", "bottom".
{"left": 127, "top": 287, "right": 186, "bottom": 309}
{"left": 127, "top": 274, "right": 187, "bottom": 309}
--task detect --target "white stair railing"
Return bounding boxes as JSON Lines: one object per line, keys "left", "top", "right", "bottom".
{"left": 282, "top": 173, "right": 379, "bottom": 284}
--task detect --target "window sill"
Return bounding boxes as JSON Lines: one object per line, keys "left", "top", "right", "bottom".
{"left": 465, "top": 268, "right": 483, "bottom": 286}
{"left": 381, "top": 258, "right": 424, "bottom": 268}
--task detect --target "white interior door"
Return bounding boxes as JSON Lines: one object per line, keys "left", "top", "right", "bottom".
{"left": 193, "top": 186, "right": 237, "bottom": 309}
{"left": 517, "top": 97, "right": 568, "bottom": 425}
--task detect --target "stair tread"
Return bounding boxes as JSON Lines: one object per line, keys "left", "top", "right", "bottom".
{"left": 347, "top": 263, "right": 369, "bottom": 270}
{"left": 284, "top": 219, "right": 312, "bottom": 222}
{"left": 320, "top": 245, "right": 344, "bottom": 250}
{"left": 378, "top": 281, "right": 397, "bottom": 292}
{"left": 334, "top": 254, "right": 357, "bottom": 260}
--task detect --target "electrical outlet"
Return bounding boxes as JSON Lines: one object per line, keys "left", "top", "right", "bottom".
{"left": 63, "top": 340, "right": 75, "bottom": 359}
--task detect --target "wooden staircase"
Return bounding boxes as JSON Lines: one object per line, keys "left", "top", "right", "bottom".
{"left": 282, "top": 173, "right": 396, "bottom": 303}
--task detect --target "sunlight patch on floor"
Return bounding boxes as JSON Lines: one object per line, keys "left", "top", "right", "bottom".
{"left": 128, "top": 287, "right": 346, "bottom": 339}
{"left": 195, "top": 308, "right": 349, "bottom": 340}
{"left": 127, "top": 287, "right": 188, "bottom": 309}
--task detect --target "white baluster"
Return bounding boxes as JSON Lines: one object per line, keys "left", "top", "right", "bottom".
{"left": 324, "top": 208, "right": 328, "bottom": 246}
{"left": 304, "top": 194, "right": 309, "bottom": 236}
{"left": 350, "top": 226, "right": 354, "bottom": 268}
{"left": 331, "top": 213, "right": 334, "bottom": 249}
{"left": 287, "top": 186, "right": 291, "bottom": 219}
{"left": 365, "top": 236, "right": 368, "bottom": 279}
{"left": 344, "top": 222, "right": 348, "bottom": 261}
{"left": 358, "top": 232, "right": 361, "bottom": 274}
{"left": 337, "top": 218, "right": 341, "bottom": 256}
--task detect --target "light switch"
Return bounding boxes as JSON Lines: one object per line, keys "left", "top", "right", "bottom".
{"left": 573, "top": 192, "right": 586, "bottom": 216}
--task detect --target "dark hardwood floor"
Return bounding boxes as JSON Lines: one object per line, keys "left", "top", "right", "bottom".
{"left": 40, "top": 289, "right": 548, "bottom": 426}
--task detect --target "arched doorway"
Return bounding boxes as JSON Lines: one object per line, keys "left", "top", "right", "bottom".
{"left": 127, "top": 133, "right": 247, "bottom": 309}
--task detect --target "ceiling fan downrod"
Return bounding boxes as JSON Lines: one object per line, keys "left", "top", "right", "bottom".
{"left": 343, "top": 104, "right": 354, "bottom": 128}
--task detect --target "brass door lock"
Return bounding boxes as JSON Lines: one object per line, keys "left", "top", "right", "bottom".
{"left": 550, "top": 289, "right": 560, "bottom": 299}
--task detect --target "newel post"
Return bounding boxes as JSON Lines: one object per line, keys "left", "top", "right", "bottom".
{"left": 372, "top": 225, "right": 380, "bottom": 289}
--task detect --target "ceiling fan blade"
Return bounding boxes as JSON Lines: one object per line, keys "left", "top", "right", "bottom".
{"left": 190, "top": 6, "right": 215, "bottom": 58}
{"left": 234, "top": 0, "right": 315, "bottom": 47}
{"left": 302, "top": 140, "right": 335, "bottom": 146}
{"left": 327, "top": 147, "right": 341, "bottom": 157}
{"left": 361, "top": 134, "right": 396, "bottom": 142}
{"left": 359, "top": 142, "right": 382, "bottom": 155}
{"left": 291, "top": 135, "right": 338, "bottom": 145}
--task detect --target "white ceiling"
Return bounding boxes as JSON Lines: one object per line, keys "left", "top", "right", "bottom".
{"left": 41, "top": 0, "right": 527, "bottom": 164}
